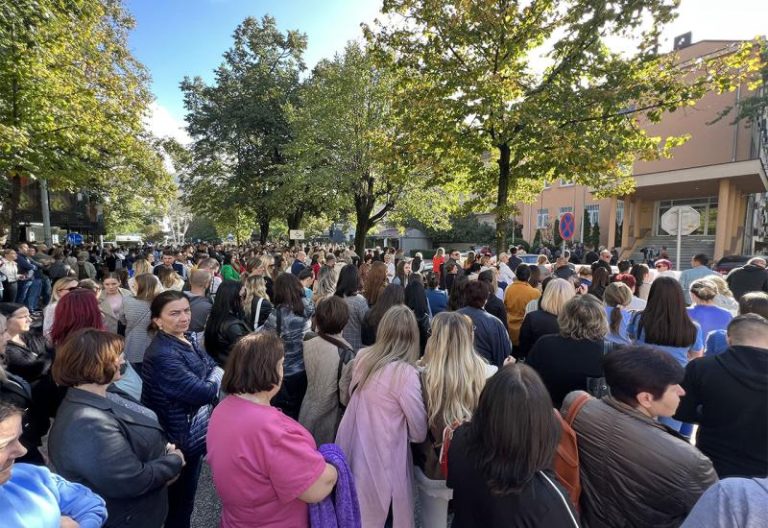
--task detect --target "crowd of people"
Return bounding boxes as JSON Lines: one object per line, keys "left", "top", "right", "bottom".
{"left": 0, "top": 240, "right": 766, "bottom": 528}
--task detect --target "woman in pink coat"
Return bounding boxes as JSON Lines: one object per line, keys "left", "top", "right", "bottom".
{"left": 336, "top": 305, "right": 427, "bottom": 528}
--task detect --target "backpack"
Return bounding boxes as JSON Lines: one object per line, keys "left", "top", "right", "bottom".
{"left": 554, "top": 392, "right": 591, "bottom": 511}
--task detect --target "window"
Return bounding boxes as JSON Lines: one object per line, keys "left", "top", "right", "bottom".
{"left": 586, "top": 204, "right": 600, "bottom": 225}
{"left": 536, "top": 209, "right": 549, "bottom": 229}
{"left": 559, "top": 206, "right": 574, "bottom": 218}
{"left": 616, "top": 201, "right": 624, "bottom": 226}
{"left": 560, "top": 179, "right": 575, "bottom": 187}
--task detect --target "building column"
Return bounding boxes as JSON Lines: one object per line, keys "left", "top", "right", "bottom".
{"left": 621, "top": 197, "right": 631, "bottom": 250}
{"left": 607, "top": 196, "right": 618, "bottom": 249}
{"left": 633, "top": 198, "right": 643, "bottom": 239}
{"left": 734, "top": 189, "right": 747, "bottom": 254}
{"left": 714, "top": 179, "right": 732, "bottom": 260}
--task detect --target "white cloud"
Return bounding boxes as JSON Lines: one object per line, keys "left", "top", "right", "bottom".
{"left": 145, "top": 102, "right": 192, "bottom": 146}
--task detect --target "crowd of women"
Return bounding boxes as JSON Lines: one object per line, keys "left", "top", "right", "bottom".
{"left": 0, "top": 241, "right": 766, "bottom": 528}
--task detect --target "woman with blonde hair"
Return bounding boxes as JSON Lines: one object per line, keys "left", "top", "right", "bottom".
{"left": 43, "top": 277, "right": 79, "bottom": 344}
{"left": 518, "top": 278, "right": 575, "bottom": 359}
{"left": 242, "top": 275, "right": 272, "bottom": 329}
{"left": 336, "top": 305, "right": 427, "bottom": 528}
{"left": 526, "top": 295, "right": 610, "bottom": 407}
{"left": 128, "top": 258, "right": 152, "bottom": 292}
{"left": 121, "top": 273, "right": 164, "bottom": 368}
{"left": 708, "top": 274, "right": 739, "bottom": 315}
{"left": 157, "top": 267, "right": 184, "bottom": 292}
{"left": 413, "top": 312, "right": 494, "bottom": 527}
{"left": 603, "top": 282, "right": 634, "bottom": 345}
{"left": 312, "top": 265, "right": 337, "bottom": 305}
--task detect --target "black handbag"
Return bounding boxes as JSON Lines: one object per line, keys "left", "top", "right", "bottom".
{"left": 586, "top": 340, "right": 616, "bottom": 398}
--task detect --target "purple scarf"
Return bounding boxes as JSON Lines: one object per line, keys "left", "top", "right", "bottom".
{"left": 309, "top": 443, "right": 362, "bottom": 528}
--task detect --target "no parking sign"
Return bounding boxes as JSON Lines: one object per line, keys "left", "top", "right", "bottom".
{"left": 559, "top": 212, "right": 576, "bottom": 241}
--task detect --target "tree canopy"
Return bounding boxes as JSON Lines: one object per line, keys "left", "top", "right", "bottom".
{"left": 0, "top": 0, "right": 171, "bottom": 242}
{"left": 367, "top": 0, "right": 761, "bottom": 252}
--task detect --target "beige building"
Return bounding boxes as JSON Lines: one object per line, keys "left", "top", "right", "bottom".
{"left": 512, "top": 40, "right": 767, "bottom": 265}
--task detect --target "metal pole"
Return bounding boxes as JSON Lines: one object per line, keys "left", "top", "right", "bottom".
{"left": 39, "top": 178, "right": 52, "bottom": 246}
{"left": 676, "top": 209, "right": 682, "bottom": 271}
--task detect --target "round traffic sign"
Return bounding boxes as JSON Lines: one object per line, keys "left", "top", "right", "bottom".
{"left": 67, "top": 233, "right": 83, "bottom": 246}
{"left": 559, "top": 212, "right": 576, "bottom": 240}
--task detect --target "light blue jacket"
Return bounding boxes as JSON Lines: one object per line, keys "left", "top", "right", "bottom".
{"left": 0, "top": 463, "right": 107, "bottom": 528}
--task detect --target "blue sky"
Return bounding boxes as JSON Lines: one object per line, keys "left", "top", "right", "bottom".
{"left": 126, "top": 0, "right": 381, "bottom": 138}
{"left": 127, "top": 0, "right": 767, "bottom": 143}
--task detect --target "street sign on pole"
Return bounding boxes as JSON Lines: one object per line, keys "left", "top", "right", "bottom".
{"left": 558, "top": 212, "right": 576, "bottom": 241}
{"left": 289, "top": 229, "right": 305, "bottom": 241}
{"left": 67, "top": 232, "right": 83, "bottom": 246}
{"left": 660, "top": 205, "right": 700, "bottom": 270}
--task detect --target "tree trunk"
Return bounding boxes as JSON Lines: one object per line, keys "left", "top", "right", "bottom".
{"left": 353, "top": 216, "right": 370, "bottom": 257}
{"left": 8, "top": 174, "right": 22, "bottom": 245}
{"left": 495, "top": 143, "right": 511, "bottom": 255}
{"left": 258, "top": 216, "right": 270, "bottom": 244}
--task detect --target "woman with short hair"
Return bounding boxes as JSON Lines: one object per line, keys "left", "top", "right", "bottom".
{"left": 517, "top": 278, "right": 575, "bottom": 359}
{"left": 413, "top": 312, "right": 493, "bottom": 527}
{"left": 447, "top": 364, "right": 579, "bottom": 527}
{"left": 207, "top": 333, "right": 338, "bottom": 528}
{"left": 336, "top": 305, "right": 427, "bottom": 528}
{"left": 562, "top": 346, "right": 716, "bottom": 528}
{"left": 141, "top": 290, "right": 221, "bottom": 528}
{"left": 298, "top": 296, "right": 352, "bottom": 444}
{"left": 48, "top": 328, "right": 184, "bottom": 528}
{"left": 526, "top": 295, "right": 610, "bottom": 407}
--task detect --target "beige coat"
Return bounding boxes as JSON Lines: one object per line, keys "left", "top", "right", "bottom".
{"left": 298, "top": 334, "right": 351, "bottom": 445}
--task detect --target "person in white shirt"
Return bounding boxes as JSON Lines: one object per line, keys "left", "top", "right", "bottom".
{"left": 497, "top": 253, "right": 516, "bottom": 286}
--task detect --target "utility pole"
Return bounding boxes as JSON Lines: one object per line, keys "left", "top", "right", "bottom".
{"left": 40, "top": 178, "right": 52, "bottom": 245}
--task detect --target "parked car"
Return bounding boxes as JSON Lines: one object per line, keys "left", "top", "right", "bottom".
{"left": 714, "top": 255, "right": 767, "bottom": 275}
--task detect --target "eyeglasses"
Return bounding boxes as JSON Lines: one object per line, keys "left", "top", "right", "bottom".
{"left": 655, "top": 265, "right": 665, "bottom": 269}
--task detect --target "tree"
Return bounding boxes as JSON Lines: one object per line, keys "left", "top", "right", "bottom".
{"left": 367, "top": 0, "right": 758, "bottom": 254}
{"left": 582, "top": 210, "right": 592, "bottom": 246}
{"left": 553, "top": 216, "right": 563, "bottom": 248}
{"left": 532, "top": 229, "right": 542, "bottom": 251}
{"left": 180, "top": 16, "right": 306, "bottom": 243}
{"left": 285, "top": 42, "right": 456, "bottom": 255}
{"left": 591, "top": 223, "right": 602, "bottom": 249}
{"left": 0, "top": 0, "right": 170, "bottom": 242}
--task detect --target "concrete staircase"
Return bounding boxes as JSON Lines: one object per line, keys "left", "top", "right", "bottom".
{"left": 628, "top": 235, "right": 716, "bottom": 270}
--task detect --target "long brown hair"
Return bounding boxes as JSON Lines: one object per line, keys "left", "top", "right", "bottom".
{"left": 363, "top": 261, "right": 388, "bottom": 306}
{"left": 639, "top": 276, "right": 697, "bottom": 347}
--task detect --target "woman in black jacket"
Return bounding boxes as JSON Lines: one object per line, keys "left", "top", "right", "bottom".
{"left": 517, "top": 278, "right": 575, "bottom": 359}
{"left": 48, "top": 328, "right": 184, "bottom": 528}
{"left": 204, "top": 280, "right": 251, "bottom": 366}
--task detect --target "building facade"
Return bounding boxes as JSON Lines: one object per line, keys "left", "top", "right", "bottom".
{"left": 512, "top": 40, "right": 767, "bottom": 265}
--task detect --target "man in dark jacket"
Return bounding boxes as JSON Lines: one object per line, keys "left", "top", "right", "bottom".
{"left": 457, "top": 281, "right": 512, "bottom": 368}
{"left": 477, "top": 270, "right": 507, "bottom": 329}
{"left": 675, "top": 314, "right": 768, "bottom": 478}
{"left": 726, "top": 257, "right": 768, "bottom": 301}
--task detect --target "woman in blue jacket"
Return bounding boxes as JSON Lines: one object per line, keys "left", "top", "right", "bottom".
{"left": 141, "top": 290, "right": 221, "bottom": 528}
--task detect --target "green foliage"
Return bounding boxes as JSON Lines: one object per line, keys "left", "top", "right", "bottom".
{"left": 367, "top": 0, "right": 757, "bottom": 253}
{"left": 187, "top": 216, "right": 219, "bottom": 242}
{"left": 532, "top": 229, "right": 543, "bottom": 250}
{"left": 591, "top": 223, "right": 601, "bottom": 249}
{"left": 553, "top": 217, "right": 563, "bottom": 248}
{"left": 286, "top": 42, "right": 459, "bottom": 254}
{"left": 421, "top": 215, "right": 496, "bottom": 245}
{"left": 179, "top": 15, "right": 306, "bottom": 242}
{"left": 0, "top": 0, "right": 172, "bottom": 241}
